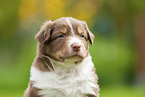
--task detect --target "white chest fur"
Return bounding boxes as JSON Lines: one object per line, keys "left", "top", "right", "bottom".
{"left": 30, "top": 56, "right": 98, "bottom": 97}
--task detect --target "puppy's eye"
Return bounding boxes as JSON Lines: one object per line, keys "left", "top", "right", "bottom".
{"left": 80, "top": 34, "right": 85, "bottom": 38}
{"left": 58, "top": 34, "right": 65, "bottom": 38}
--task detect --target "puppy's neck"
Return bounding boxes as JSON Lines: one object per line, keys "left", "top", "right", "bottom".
{"left": 42, "top": 54, "right": 91, "bottom": 74}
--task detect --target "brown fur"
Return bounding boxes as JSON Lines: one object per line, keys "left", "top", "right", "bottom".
{"left": 24, "top": 81, "right": 40, "bottom": 97}
{"left": 33, "top": 56, "right": 54, "bottom": 72}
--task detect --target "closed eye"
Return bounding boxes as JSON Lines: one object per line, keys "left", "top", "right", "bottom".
{"left": 58, "top": 34, "right": 65, "bottom": 38}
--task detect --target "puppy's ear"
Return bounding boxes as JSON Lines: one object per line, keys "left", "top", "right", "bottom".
{"left": 83, "top": 21, "right": 95, "bottom": 45}
{"left": 35, "top": 20, "right": 53, "bottom": 43}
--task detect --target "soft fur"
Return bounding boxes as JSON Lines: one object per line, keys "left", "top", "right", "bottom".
{"left": 24, "top": 17, "right": 99, "bottom": 97}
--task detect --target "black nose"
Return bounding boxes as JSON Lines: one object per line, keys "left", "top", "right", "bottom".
{"left": 71, "top": 44, "right": 81, "bottom": 52}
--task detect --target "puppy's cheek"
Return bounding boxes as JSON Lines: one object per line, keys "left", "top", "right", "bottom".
{"left": 55, "top": 43, "right": 69, "bottom": 58}
{"left": 82, "top": 47, "right": 87, "bottom": 56}
{"left": 80, "top": 40, "right": 88, "bottom": 56}
{"left": 79, "top": 45, "right": 87, "bottom": 57}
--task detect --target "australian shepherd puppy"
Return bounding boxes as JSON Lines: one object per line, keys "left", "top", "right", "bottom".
{"left": 24, "top": 17, "right": 99, "bottom": 97}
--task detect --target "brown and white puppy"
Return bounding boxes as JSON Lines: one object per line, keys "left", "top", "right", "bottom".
{"left": 24, "top": 17, "right": 99, "bottom": 97}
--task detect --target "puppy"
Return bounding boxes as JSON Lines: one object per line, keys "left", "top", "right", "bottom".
{"left": 24, "top": 17, "right": 99, "bottom": 97}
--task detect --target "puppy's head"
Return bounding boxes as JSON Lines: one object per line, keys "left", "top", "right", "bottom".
{"left": 35, "top": 17, "right": 94, "bottom": 63}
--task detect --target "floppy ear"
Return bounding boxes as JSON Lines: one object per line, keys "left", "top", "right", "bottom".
{"left": 83, "top": 21, "right": 95, "bottom": 45}
{"left": 35, "top": 20, "right": 53, "bottom": 43}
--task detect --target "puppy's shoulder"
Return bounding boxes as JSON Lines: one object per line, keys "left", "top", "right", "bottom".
{"left": 32, "top": 56, "right": 54, "bottom": 72}
{"left": 24, "top": 81, "right": 39, "bottom": 97}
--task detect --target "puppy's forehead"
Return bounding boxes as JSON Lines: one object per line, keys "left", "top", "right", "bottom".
{"left": 53, "top": 23, "right": 67, "bottom": 34}
{"left": 54, "top": 17, "right": 84, "bottom": 34}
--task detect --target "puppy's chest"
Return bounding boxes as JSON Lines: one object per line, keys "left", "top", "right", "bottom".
{"left": 31, "top": 66, "right": 96, "bottom": 97}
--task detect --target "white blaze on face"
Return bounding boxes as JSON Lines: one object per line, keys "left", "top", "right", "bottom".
{"left": 65, "top": 18, "right": 87, "bottom": 58}
{"left": 67, "top": 36, "right": 86, "bottom": 57}
{"left": 66, "top": 18, "right": 75, "bottom": 35}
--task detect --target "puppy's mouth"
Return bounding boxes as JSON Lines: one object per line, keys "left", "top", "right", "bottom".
{"left": 59, "top": 54, "right": 83, "bottom": 64}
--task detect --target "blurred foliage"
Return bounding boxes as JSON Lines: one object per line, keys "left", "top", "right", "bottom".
{"left": 0, "top": 0, "right": 20, "bottom": 37}
{"left": 91, "top": 37, "right": 136, "bottom": 86}
{"left": 0, "top": 0, "right": 145, "bottom": 97}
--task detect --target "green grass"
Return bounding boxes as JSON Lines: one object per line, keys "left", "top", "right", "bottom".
{"left": 0, "top": 89, "right": 24, "bottom": 97}
{"left": 0, "top": 86, "right": 145, "bottom": 97}
{"left": 100, "top": 86, "right": 145, "bottom": 97}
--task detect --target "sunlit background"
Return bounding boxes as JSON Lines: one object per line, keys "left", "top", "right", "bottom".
{"left": 0, "top": 0, "right": 145, "bottom": 97}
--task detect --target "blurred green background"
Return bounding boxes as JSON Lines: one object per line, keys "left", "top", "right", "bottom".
{"left": 0, "top": 0, "right": 145, "bottom": 97}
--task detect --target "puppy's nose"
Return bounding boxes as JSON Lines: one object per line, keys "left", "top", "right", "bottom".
{"left": 71, "top": 44, "right": 81, "bottom": 52}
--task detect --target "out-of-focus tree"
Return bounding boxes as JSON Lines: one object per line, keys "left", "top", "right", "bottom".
{"left": 18, "top": 0, "right": 99, "bottom": 24}
{"left": 0, "top": 0, "right": 20, "bottom": 38}
{"left": 97, "top": 0, "right": 145, "bottom": 36}
{"left": 136, "top": 11, "right": 145, "bottom": 85}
